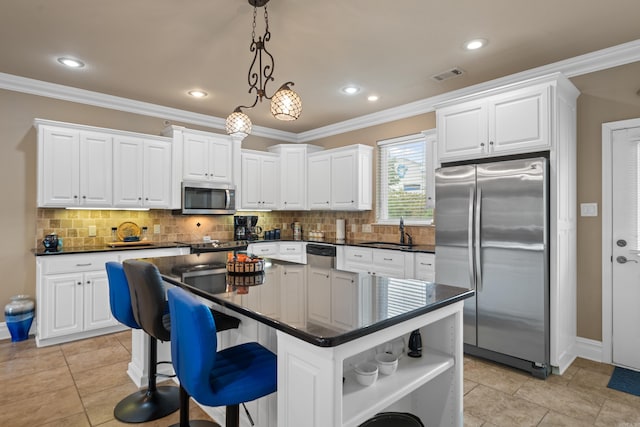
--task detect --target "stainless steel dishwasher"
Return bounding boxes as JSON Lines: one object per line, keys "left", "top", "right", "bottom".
{"left": 306, "top": 243, "right": 336, "bottom": 269}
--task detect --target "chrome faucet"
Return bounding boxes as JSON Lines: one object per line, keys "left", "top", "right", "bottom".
{"left": 399, "top": 216, "right": 405, "bottom": 244}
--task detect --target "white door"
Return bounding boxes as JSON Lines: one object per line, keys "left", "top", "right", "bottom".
{"left": 612, "top": 125, "right": 640, "bottom": 370}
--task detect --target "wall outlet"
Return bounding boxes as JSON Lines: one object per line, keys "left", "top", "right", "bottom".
{"left": 362, "top": 224, "right": 372, "bottom": 233}
{"left": 316, "top": 223, "right": 322, "bottom": 231}
{"left": 580, "top": 203, "right": 598, "bottom": 217}
{"left": 153, "top": 224, "right": 161, "bottom": 234}
{"left": 351, "top": 224, "right": 357, "bottom": 232}
{"left": 283, "top": 222, "right": 289, "bottom": 230}
{"left": 88, "top": 225, "right": 96, "bottom": 237}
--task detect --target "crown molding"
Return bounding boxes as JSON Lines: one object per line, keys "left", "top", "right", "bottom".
{"left": 1, "top": 39, "right": 639, "bottom": 143}
{"left": 296, "top": 38, "right": 640, "bottom": 142}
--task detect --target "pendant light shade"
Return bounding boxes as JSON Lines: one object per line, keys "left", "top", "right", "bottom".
{"left": 225, "top": 109, "right": 252, "bottom": 137}
{"left": 270, "top": 83, "right": 302, "bottom": 121}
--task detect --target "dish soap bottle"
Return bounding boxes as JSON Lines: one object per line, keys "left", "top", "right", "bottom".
{"left": 141, "top": 227, "right": 148, "bottom": 241}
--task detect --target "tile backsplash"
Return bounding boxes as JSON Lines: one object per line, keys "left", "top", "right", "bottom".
{"left": 36, "top": 209, "right": 434, "bottom": 248}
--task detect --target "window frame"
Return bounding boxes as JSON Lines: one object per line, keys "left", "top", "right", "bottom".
{"left": 376, "top": 129, "right": 437, "bottom": 225}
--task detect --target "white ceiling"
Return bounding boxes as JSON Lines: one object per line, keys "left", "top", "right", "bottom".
{"left": 1, "top": 0, "right": 640, "bottom": 135}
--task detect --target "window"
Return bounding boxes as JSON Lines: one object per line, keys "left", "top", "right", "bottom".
{"left": 376, "top": 130, "right": 436, "bottom": 224}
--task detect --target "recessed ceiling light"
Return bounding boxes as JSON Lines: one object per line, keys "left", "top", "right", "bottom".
{"left": 367, "top": 95, "right": 379, "bottom": 102}
{"left": 57, "top": 57, "right": 85, "bottom": 68}
{"left": 342, "top": 86, "right": 360, "bottom": 95}
{"left": 188, "top": 90, "right": 208, "bottom": 98}
{"left": 464, "top": 39, "right": 488, "bottom": 51}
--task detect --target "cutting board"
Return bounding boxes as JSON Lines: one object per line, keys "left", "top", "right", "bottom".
{"left": 106, "top": 241, "right": 154, "bottom": 248}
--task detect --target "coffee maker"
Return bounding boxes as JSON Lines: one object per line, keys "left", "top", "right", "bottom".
{"left": 234, "top": 216, "right": 261, "bottom": 240}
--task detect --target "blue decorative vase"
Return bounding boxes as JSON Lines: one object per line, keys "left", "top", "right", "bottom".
{"left": 5, "top": 295, "right": 35, "bottom": 342}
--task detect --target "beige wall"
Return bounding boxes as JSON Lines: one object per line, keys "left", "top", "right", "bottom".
{"left": 3, "top": 61, "right": 640, "bottom": 340}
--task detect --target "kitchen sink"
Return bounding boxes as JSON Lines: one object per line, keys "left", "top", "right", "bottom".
{"left": 358, "top": 241, "right": 413, "bottom": 250}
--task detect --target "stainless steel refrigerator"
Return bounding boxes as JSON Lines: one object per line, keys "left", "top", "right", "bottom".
{"left": 435, "top": 156, "right": 550, "bottom": 378}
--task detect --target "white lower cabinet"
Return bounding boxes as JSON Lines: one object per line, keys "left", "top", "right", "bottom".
{"left": 37, "top": 252, "right": 122, "bottom": 346}
{"left": 338, "top": 246, "right": 413, "bottom": 278}
{"left": 280, "top": 265, "right": 306, "bottom": 329}
{"left": 247, "top": 241, "right": 306, "bottom": 264}
{"left": 307, "top": 268, "right": 367, "bottom": 331}
{"left": 413, "top": 253, "right": 435, "bottom": 282}
{"left": 36, "top": 247, "right": 188, "bottom": 347}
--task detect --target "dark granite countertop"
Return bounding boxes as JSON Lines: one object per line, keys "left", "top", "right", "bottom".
{"left": 145, "top": 254, "right": 471, "bottom": 348}
{"left": 252, "top": 238, "right": 435, "bottom": 253}
{"left": 33, "top": 242, "right": 190, "bottom": 256}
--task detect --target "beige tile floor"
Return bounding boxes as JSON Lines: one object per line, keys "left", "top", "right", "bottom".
{"left": 2, "top": 330, "right": 640, "bottom": 426}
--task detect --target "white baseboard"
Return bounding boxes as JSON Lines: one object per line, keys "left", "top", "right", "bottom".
{"left": 574, "top": 337, "right": 603, "bottom": 363}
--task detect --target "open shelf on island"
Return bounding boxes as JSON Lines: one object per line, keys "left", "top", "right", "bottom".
{"left": 341, "top": 347, "right": 454, "bottom": 427}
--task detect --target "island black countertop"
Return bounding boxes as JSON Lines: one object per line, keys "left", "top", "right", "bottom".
{"left": 144, "top": 253, "right": 472, "bottom": 348}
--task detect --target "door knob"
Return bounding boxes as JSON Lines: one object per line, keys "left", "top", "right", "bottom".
{"left": 617, "top": 255, "right": 638, "bottom": 264}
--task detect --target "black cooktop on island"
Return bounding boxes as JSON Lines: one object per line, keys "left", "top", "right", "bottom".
{"left": 175, "top": 240, "right": 249, "bottom": 253}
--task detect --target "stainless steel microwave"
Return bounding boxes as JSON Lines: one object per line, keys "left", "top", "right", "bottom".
{"left": 178, "top": 181, "right": 236, "bottom": 215}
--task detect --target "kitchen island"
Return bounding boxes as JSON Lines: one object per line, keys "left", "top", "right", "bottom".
{"left": 131, "top": 253, "right": 472, "bottom": 427}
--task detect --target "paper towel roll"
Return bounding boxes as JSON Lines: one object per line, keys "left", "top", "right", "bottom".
{"left": 336, "top": 219, "right": 346, "bottom": 240}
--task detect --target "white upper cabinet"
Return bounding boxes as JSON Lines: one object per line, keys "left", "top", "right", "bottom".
{"left": 308, "top": 144, "right": 373, "bottom": 211}
{"left": 241, "top": 150, "right": 279, "bottom": 210}
{"left": 113, "top": 135, "right": 172, "bottom": 208}
{"left": 437, "top": 82, "right": 551, "bottom": 162}
{"left": 182, "top": 131, "right": 233, "bottom": 183}
{"left": 268, "top": 144, "right": 322, "bottom": 210}
{"left": 37, "top": 122, "right": 112, "bottom": 208}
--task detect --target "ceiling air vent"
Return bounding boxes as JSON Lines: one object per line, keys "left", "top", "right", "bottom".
{"left": 431, "top": 67, "right": 465, "bottom": 82}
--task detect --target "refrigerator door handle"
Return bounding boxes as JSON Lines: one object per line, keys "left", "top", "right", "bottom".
{"left": 475, "top": 187, "right": 483, "bottom": 291}
{"left": 468, "top": 187, "right": 475, "bottom": 289}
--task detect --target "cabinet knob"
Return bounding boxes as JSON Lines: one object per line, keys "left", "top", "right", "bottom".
{"left": 138, "top": 197, "right": 142, "bottom": 200}
{"left": 82, "top": 195, "right": 86, "bottom": 199}
{"left": 86, "top": 280, "right": 91, "bottom": 284}
{"left": 145, "top": 197, "right": 149, "bottom": 201}
{"left": 326, "top": 201, "right": 330, "bottom": 204}
{"left": 73, "top": 195, "right": 78, "bottom": 199}
{"left": 77, "top": 281, "right": 82, "bottom": 286}
{"left": 284, "top": 201, "right": 287, "bottom": 205}
{"left": 480, "top": 142, "right": 485, "bottom": 147}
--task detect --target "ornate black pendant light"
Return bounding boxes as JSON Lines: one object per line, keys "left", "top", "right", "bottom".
{"left": 225, "top": 0, "right": 302, "bottom": 137}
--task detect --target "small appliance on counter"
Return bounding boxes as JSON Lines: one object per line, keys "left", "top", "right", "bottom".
{"left": 234, "top": 216, "right": 262, "bottom": 240}
{"left": 291, "top": 222, "right": 302, "bottom": 240}
{"left": 42, "top": 233, "right": 59, "bottom": 251}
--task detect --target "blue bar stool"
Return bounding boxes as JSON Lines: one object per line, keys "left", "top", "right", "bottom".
{"left": 167, "top": 286, "right": 277, "bottom": 427}
{"left": 105, "top": 261, "right": 179, "bottom": 423}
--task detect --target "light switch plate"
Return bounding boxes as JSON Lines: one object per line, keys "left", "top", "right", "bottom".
{"left": 88, "top": 225, "right": 96, "bottom": 237}
{"left": 362, "top": 224, "right": 372, "bottom": 233}
{"left": 153, "top": 224, "right": 161, "bottom": 234}
{"left": 580, "top": 202, "right": 598, "bottom": 217}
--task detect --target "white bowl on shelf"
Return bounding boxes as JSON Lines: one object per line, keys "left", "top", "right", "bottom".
{"left": 375, "top": 352, "right": 399, "bottom": 375}
{"left": 354, "top": 362, "right": 378, "bottom": 386}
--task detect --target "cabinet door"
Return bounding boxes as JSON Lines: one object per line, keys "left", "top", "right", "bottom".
{"left": 208, "top": 137, "right": 233, "bottom": 182}
{"left": 241, "top": 153, "right": 261, "bottom": 209}
{"left": 437, "top": 101, "right": 488, "bottom": 162}
{"left": 280, "top": 266, "right": 306, "bottom": 328}
{"left": 143, "top": 140, "right": 172, "bottom": 208}
{"left": 308, "top": 154, "right": 331, "bottom": 210}
{"left": 331, "top": 151, "right": 357, "bottom": 210}
{"left": 280, "top": 148, "right": 307, "bottom": 210}
{"left": 41, "top": 273, "right": 84, "bottom": 338}
{"left": 83, "top": 271, "right": 118, "bottom": 330}
{"left": 489, "top": 85, "right": 550, "bottom": 155}
{"left": 414, "top": 253, "right": 435, "bottom": 282}
{"left": 331, "top": 270, "right": 357, "bottom": 330}
{"left": 247, "top": 242, "right": 278, "bottom": 257}
{"left": 372, "top": 249, "right": 406, "bottom": 278}
{"left": 307, "top": 267, "right": 331, "bottom": 324}
{"left": 182, "top": 133, "right": 210, "bottom": 181}
{"left": 79, "top": 132, "right": 113, "bottom": 207}
{"left": 40, "top": 126, "right": 80, "bottom": 207}
{"left": 260, "top": 156, "right": 279, "bottom": 209}
{"left": 113, "top": 136, "right": 144, "bottom": 207}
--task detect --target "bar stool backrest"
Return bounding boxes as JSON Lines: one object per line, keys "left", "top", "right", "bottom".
{"left": 105, "top": 262, "right": 139, "bottom": 329}
{"left": 167, "top": 287, "right": 218, "bottom": 400}
{"left": 123, "top": 260, "right": 171, "bottom": 341}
